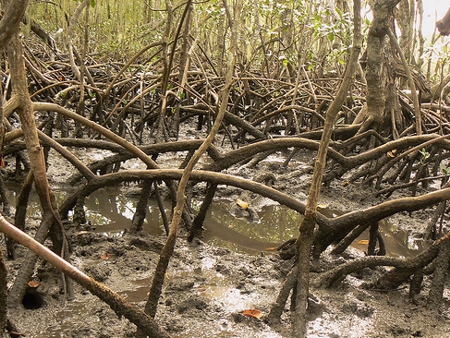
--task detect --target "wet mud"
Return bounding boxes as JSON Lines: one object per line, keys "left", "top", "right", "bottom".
{"left": 2, "top": 150, "right": 450, "bottom": 337}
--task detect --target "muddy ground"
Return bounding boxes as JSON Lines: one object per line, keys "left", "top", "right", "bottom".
{"left": 2, "top": 146, "right": 450, "bottom": 338}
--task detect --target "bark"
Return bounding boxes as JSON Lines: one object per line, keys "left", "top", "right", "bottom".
{"left": 315, "top": 256, "right": 412, "bottom": 288}
{"left": 355, "top": 0, "right": 401, "bottom": 129}
{"left": 154, "top": 181, "right": 170, "bottom": 235}
{"left": 188, "top": 182, "right": 218, "bottom": 241}
{"left": 330, "top": 222, "right": 371, "bottom": 255}
{"left": 396, "top": 0, "right": 414, "bottom": 62}
{"left": 130, "top": 180, "right": 153, "bottom": 232}
{"left": 5, "top": 18, "right": 72, "bottom": 306}
{"left": 386, "top": 28, "right": 421, "bottom": 135}
{"left": 0, "top": 0, "right": 28, "bottom": 50}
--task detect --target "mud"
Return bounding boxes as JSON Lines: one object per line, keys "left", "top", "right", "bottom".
{"left": 2, "top": 148, "right": 450, "bottom": 337}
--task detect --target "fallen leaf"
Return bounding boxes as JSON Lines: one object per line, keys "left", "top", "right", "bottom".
{"left": 317, "top": 203, "right": 327, "bottom": 209}
{"left": 357, "top": 239, "right": 369, "bottom": 245}
{"left": 243, "top": 309, "right": 263, "bottom": 319}
{"left": 236, "top": 198, "right": 249, "bottom": 210}
{"left": 264, "top": 247, "right": 278, "bottom": 251}
{"left": 100, "top": 252, "right": 111, "bottom": 260}
{"left": 27, "top": 280, "right": 40, "bottom": 288}
{"left": 387, "top": 149, "right": 397, "bottom": 158}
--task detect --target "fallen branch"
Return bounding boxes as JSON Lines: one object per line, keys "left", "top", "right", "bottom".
{"left": 0, "top": 214, "right": 171, "bottom": 338}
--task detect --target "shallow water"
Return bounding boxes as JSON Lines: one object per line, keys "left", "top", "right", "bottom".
{"left": 5, "top": 183, "right": 426, "bottom": 258}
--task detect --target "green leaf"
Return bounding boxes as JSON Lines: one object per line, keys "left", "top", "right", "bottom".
{"left": 328, "top": 33, "right": 335, "bottom": 43}
{"left": 335, "top": 117, "right": 345, "bottom": 125}
{"left": 90, "top": 0, "right": 96, "bottom": 7}
{"left": 440, "top": 162, "right": 450, "bottom": 175}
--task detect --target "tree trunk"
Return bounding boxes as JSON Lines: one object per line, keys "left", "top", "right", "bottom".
{"left": 290, "top": 1, "right": 363, "bottom": 336}
{"left": 354, "top": 0, "right": 402, "bottom": 134}
{"left": 4, "top": 3, "right": 72, "bottom": 306}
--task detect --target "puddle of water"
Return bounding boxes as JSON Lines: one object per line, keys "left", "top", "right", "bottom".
{"left": 5, "top": 181, "right": 426, "bottom": 258}
{"left": 83, "top": 189, "right": 165, "bottom": 237}
{"left": 202, "top": 201, "right": 427, "bottom": 259}
{"left": 353, "top": 220, "right": 429, "bottom": 258}
{"left": 203, "top": 201, "right": 301, "bottom": 254}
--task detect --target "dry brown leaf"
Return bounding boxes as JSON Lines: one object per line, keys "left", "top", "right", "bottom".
{"left": 100, "top": 252, "right": 111, "bottom": 260}
{"left": 27, "top": 280, "right": 40, "bottom": 288}
{"left": 357, "top": 239, "right": 369, "bottom": 245}
{"left": 243, "top": 309, "right": 263, "bottom": 319}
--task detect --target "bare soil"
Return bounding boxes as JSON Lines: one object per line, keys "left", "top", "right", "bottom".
{"left": 3, "top": 148, "right": 450, "bottom": 338}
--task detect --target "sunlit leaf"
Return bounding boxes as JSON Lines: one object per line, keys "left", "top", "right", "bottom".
{"left": 317, "top": 203, "right": 327, "bottom": 209}
{"left": 387, "top": 149, "right": 397, "bottom": 158}
{"left": 357, "top": 239, "right": 369, "bottom": 245}
{"left": 236, "top": 198, "right": 249, "bottom": 210}
{"left": 243, "top": 309, "right": 263, "bottom": 319}
{"left": 335, "top": 117, "right": 345, "bottom": 125}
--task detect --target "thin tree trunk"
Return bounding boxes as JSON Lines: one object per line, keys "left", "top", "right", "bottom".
{"left": 5, "top": 20, "right": 71, "bottom": 307}
{"left": 291, "top": 1, "right": 362, "bottom": 336}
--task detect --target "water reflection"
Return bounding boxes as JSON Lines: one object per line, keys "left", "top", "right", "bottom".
{"left": 203, "top": 202, "right": 300, "bottom": 254}
{"left": 85, "top": 189, "right": 165, "bottom": 237}
{"left": 4, "top": 182, "right": 426, "bottom": 258}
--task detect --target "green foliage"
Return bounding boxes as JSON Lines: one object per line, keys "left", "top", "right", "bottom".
{"left": 440, "top": 162, "right": 450, "bottom": 176}
{"left": 419, "top": 148, "right": 430, "bottom": 165}
{"left": 23, "top": 0, "right": 367, "bottom": 76}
